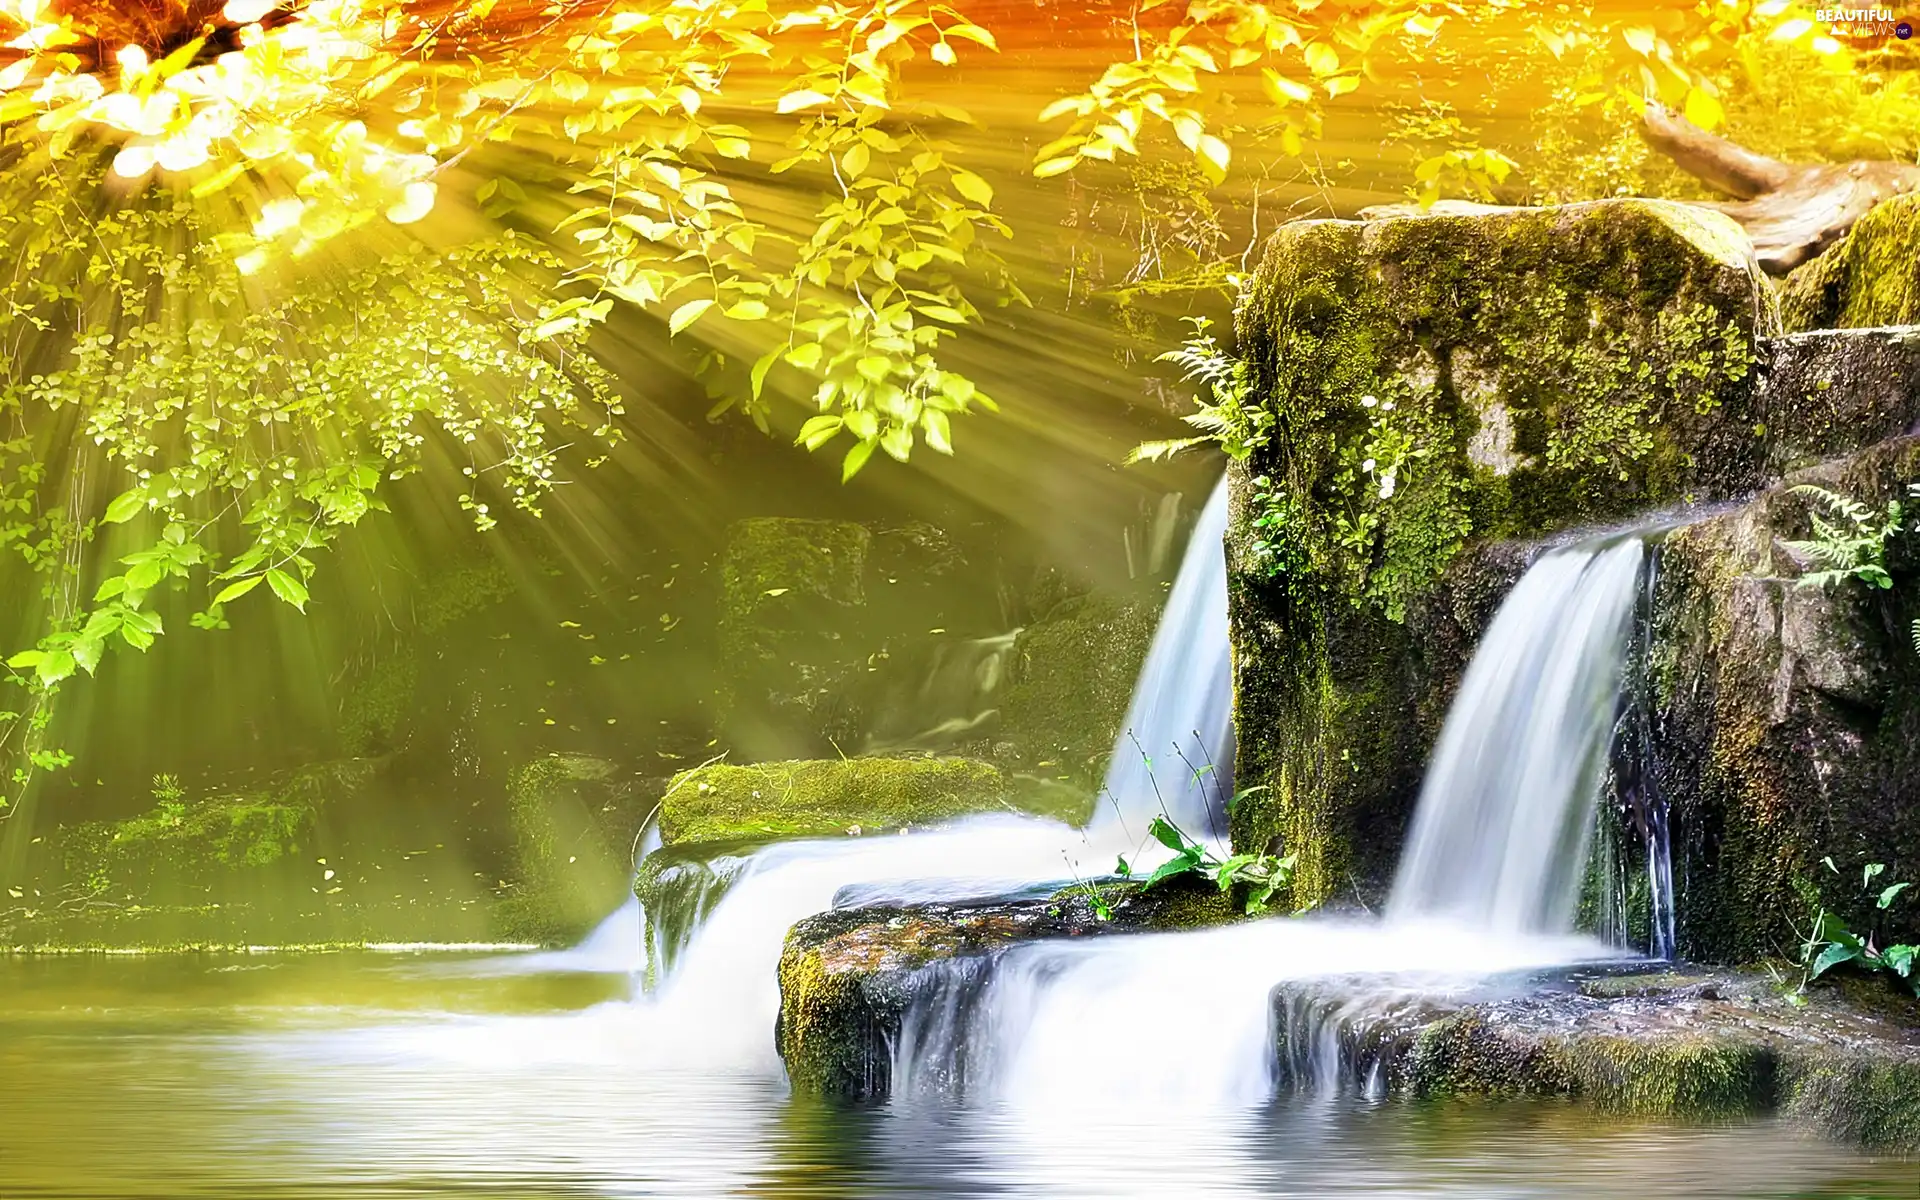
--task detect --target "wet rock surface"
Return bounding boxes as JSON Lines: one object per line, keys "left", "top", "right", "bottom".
{"left": 1650, "top": 435, "right": 1920, "bottom": 961}
{"left": 1228, "top": 197, "right": 1920, "bottom": 932}
{"left": 776, "top": 882, "right": 1235, "bottom": 1097}
{"left": 1277, "top": 966, "right": 1920, "bottom": 1149}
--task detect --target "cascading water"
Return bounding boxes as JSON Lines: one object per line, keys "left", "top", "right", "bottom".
{"left": 549, "top": 477, "right": 1235, "bottom": 1068}
{"left": 891, "top": 531, "right": 1651, "bottom": 1109}
{"left": 1094, "top": 477, "right": 1235, "bottom": 839}
{"left": 1387, "top": 536, "right": 1648, "bottom": 933}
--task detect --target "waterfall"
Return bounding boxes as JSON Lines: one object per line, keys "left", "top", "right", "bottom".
{"left": 891, "top": 531, "right": 1648, "bottom": 1108}
{"left": 1095, "top": 476, "right": 1234, "bottom": 839}
{"left": 523, "top": 477, "right": 1234, "bottom": 1068}
{"left": 1387, "top": 536, "right": 1648, "bottom": 933}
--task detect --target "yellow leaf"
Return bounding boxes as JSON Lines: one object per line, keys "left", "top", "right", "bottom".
{"left": 1304, "top": 43, "right": 1341, "bottom": 77}
{"left": 668, "top": 298, "right": 713, "bottom": 335}
{"left": 944, "top": 23, "right": 998, "bottom": 50}
{"left": 951, "top": 169, "right": 993, "bottom": 207}
{"left": 1263, "top": 70, "right": 1312, "bottom": 104}
{"left": 551, "top": 71, "right": 589, "bottom": 104}
{"left": 931, "top": 40, "right": 956, "bottom": 65}
{"left": 1770, "top": 17, "right": 1812, "bottom": 41}
{"left": 1682, "top": 86, "right": 1724, "bottom": 131}
{"left": 1033, "top": 156, "right": 1078, "bottom": 178}
{"left": 777, "top": 89, "right": 833, "bottom": 113}
{"left": 1623, "top": 26, "right": 1657, "bottom": 55}
{"left": 725, "top": 300, "right": 770, "bottom": 320}
{"left": 1196, "top": 134, "right": 1230, "bottom": 182}
{"left": 1038, "top": 96, "right": 1085, "bottom": 122}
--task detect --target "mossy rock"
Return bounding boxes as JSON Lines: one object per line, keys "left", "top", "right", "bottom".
{"left": 1229, "top": 199, "right": 1788, "bottom": 907}
{"left": 1281, "top": 966, "right": 1920, "bottom": 1148}
{"left": 1648, "top": 436, "right": 1920, "bottom": 962}
{"left": 51, "top": 794, "right": 315, "bottom": 898}
{"left": 777, "top": 879, "right": 1242, "bottom": 1097}
{"left": 499, "top": 753, "right": 650, "bottom": 944}
{"left": 716, "top": 517, "right": 873, "bottom": 757}
{"left": 994, "top": 593, "right": 1158, "bottom": 786}
{"left": 1780, "top": 192, "right": 1920, "bottom": 332}
{"left": 658, "top": 757, "right": 1089, "bottom": 846}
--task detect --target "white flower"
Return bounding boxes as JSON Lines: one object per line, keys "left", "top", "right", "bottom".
{"left": 1361, "top": 395, "right": 1378, "bottom": 408}
{"left": 1361, "top": 458, "right": 1376, "bottom": 473}
{"left": 1379, "top": 473, "right": 1397, "bottom": 500}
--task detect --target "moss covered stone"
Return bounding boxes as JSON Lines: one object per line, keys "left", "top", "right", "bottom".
{"left": 717, "top": 517, "right": 872, "bottom": 756}
{"left": 1279, "top": 967, "right": 1920, "bottom": 1148}
{"left": 994, "top": 593, "right": 1158, "bottom": 786}
{"left": 1229, "top": 200, "right": 1791, "bottom": 906}
{"left": 1648, "top": 436, "right": 1920, "bottom": 962}
{"left": 52, "top": 793, "right": 315, "bottom": 898}
{"left": 777, "top": 880, "right": 1243, "bottom": 1097}
{"left": 1780, "top": 192, "right": 1920, "bottom": 332}
{"left": 497, "top": 753, "right": 650, "bottom": 945}
{"left": 659, "top": 756, "right": 1088, "bottom": 846}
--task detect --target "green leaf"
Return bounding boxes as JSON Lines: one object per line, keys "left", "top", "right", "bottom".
{"left": 950, "top": 169, "right": 993, "bottom": 207}
{"left": 103, "top": 488, "right": 146, "bottom": 524}
{"left": 1139, "top": 850, "right": 1205, "bottom": 890}
{"left": 1879, "top": 881, "right": 1912, "bottom": 910}
{"left": 841, "top": 439, "right": 876, "bottom": 482}
{"left": 1809, "top": 940, "right": 1862, "bottom": 980}
{"left": 266, "top": 568, "right": 309, "bottom": 612}
{"left": 213, "top": 576, "right": 265, "bottom": 606}
{"left": 796, "top": 414, "right": 843, "bottom": 451}
{"left": 668, "top": 298, "right": 714, "bottom": 335}
{"left": 750, "top": 350, "right": 780, "bottom": 400}
{"left": 1883, "top": 944, "right": 1917, "bottom": 977}
{"left": 35, "top": 648, "right": 75, "bottom": 686}
{"left": 6, "top": 650, "right": 44, "bottom": 669}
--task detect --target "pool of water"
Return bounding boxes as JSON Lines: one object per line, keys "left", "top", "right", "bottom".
{"left": 0, "top": 952, "right": 1913, "bottom": 1199}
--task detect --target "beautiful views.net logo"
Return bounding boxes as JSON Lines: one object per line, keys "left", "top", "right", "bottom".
{"left": 1814, "top": 7, "right": 1915, "bottom": 37}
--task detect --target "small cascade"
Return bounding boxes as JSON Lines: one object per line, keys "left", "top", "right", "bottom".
{"left": 534, "top": 477, "right": 1236, "bottom": 1067}
{"left": 890, "top": 531, "right": 1649, "bottom": 1109}
{"left": 1094, "top": 477, "right": 1235, "bottom": 839}
{"left": 1387, "top": 537, "right": 1649, "bottom": 933}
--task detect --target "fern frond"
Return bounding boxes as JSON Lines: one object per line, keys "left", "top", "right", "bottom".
{"left": 1791, "top": 483, "right": 1874, "bottom": 529}
{"left": 1126, "top": 437, "right": 1208, "bottom": 465}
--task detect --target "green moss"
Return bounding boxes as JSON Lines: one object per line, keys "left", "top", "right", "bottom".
{"left": 995, "top": 593, "right": 1158, "bottom": 786}
{"left": 1780, "top": 192, "right": 1920, "bottom": 332}
{"left": 1229, "top": 200, "right": 1779, "bottom": 902}
{"left": 718, "top": 517, "right": 871, "bottom": 666}
{"left": 57, "top": 794, "right": 314, "bottom": 894}
{"left": 660, "top": 757, "right": 1079, "bottom": 845}
{"left": 500, "top": 754, "right": 637, "bottom": 944}
{"left": 1407, "top": 1015, "right": 1771, "bottom": 1119}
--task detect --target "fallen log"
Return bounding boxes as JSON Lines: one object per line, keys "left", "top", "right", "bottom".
{"left": 1359, "top": 102, "right": 1920, "bottom": 275}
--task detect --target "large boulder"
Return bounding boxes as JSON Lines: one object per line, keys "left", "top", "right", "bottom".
{"left": 657, "top": 757, "right": 1090, "bottom": 846}
{"left": 1281, "top": 968, "right": 1920, "bottom": 1149}
{"left": 1781, "top": 192, "right": 1920, "bottom": 332}
{"left": 777, "top": 883, "right": 1239, "bottom": 1097}
{"left": 492, "top": 753, "right": 653, "bottom": 945}
{"left": 1229, "top": 199, "right": 1780, "bottom": 905}
{"left": 993, "top": 593, "right": 1158, "bottom": 786}
{"left": 1649, "top": 435, "right": 1920, "bottom": 961}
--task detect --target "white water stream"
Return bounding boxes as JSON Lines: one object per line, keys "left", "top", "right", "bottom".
{"left": 534, "top": 488, "right": 1649, "bottom": 1103}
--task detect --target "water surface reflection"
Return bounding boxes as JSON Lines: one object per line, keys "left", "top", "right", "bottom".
{"left": 0, "top": 953, "right": 1911, "bottom": 1199}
